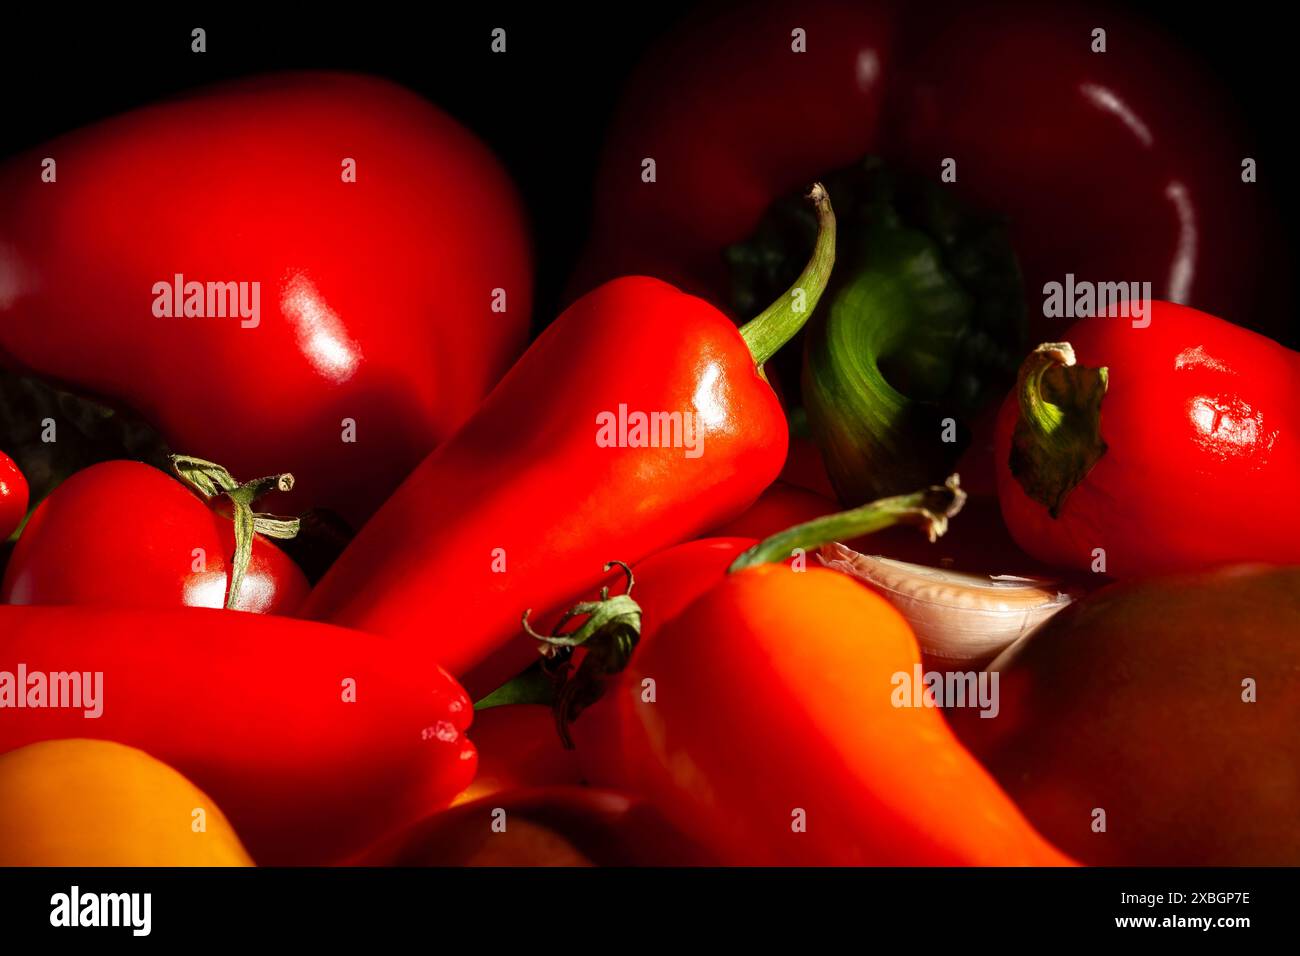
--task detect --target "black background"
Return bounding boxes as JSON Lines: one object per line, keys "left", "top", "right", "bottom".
{"left": 0, "top": 865, "right": 1284, "bottom": 941}
{"left": 1, "top": 2, "right": 1293, "bottom": 334}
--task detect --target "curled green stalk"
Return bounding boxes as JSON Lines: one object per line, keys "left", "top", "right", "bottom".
{"left": 738, "top": 182, "right": 836, "bottom": 369}
{"left": 731, "top": 159, "right": 1025, "bottom": 505}
{"left": 728, "top": 474, "right": 967, "bottom": 572}
{"left": 476, "top": 561, "right": 642, "bottom": 750}
{"left": 1008, "top": 343, "right": 1109, "bottom": 517}
{"left": 170, "top": 454, "right": 301, "bottom": 610}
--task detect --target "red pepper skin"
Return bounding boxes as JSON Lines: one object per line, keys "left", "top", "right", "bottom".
{"left": 2, "top": 461, "right": 307, "bottom": 613}
{"left": 0, "top": 451, "right": 27, "bottom": 540}
{"left": 0, "top": 72, "right": 532, "bottom": 525}
{"left": 892, "top": 2, "right": 1282, "bottom": 330}
{"left": 778, "top": 434, "right": 839, "bottom": 499}
{"left": 454, "top": 704, "right": 581, "bottom": 806}
{"left": 575, "top": 1, "right": 892, "bottom": 302}
{"left": 577, "top": 1, "right": 1281, "bottom": 337}
{"left": 995, "top": 303, "right": 1300, "bottom": 577}
{"left": 572, "top": 537, "right": 750, "bottom": 791}
{"left": 708, "top": 481, "right": 836, "bottom": 541}
{"left": 0, "top": 604, "right": 476, "bottom": 865}
{"left": 303, "top": 278, "right": 789, "bottom": 697}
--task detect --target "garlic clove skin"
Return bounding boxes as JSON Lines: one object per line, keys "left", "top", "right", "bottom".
{"left": 819, "top": 543, "right": 1077, "bottom": 669}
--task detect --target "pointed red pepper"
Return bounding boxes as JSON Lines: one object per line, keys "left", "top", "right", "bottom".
{"left": 0, "top": 604, "right": 476, "bottom": 865}
{"left": 304, "top": 185, "right": 837, "bottom": 697}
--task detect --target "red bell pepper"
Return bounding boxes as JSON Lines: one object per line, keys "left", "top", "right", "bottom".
{"left": 575, "top": 1, "right": 891, "bottom": 305}
{"left": 0, "top": 604, "right": 476, "bottom": 865}
{"left": 0, "top": 72, "right": 532, "bottom": 525}
{"left": 304, "top": 186, "right": 837, "bottom": 697}
{"left": 0, "top": 450, "right": 27, "bottom": 540}
{"left": 995, "top": 302, "right": 1300, "bottom": 576}
{"left": 578, "top": 0, "right": 1280, "bottom": 334}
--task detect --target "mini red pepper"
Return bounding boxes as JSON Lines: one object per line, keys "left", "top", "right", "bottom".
{"left": 0, "top": 72, "right": 532, "bottom": 525}
{"left": 305, "top": 186, "right": 838, "bottom": 698}
{"left": 0, "top": 450, "right": 27, "bottom": 540}
{"left": 620, "top": 563, "right": 1072, "bottom": 865}
{"left": 2, "top": 459, "right": 308, "bottom": 613}
{"left": 995, "top": 302, "right": 1300, "bottom": 576}
{"left": 0, "top": 604, "right": 476, "bottom": 865}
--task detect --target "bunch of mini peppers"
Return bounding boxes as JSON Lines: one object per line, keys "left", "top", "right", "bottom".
{"left": 1, "top": 1, "right": 1297, "bottom": 868}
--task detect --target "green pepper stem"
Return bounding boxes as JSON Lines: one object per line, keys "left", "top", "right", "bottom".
{"left": 169, "top": 455, "right": 300, "bottom": 610}
{"left": 476, "top": 561, "right": 642, "bottom": 750}
{"left": 802, "top": 268, "right": 920, "bottom": 503}
{"left": 728, "top": 475, "right": 967, "bottom": 573}
{"left": 739, "top": 183, "right": 836, "bottom": 367}
{"left": 1008, "top": 343, "right": 1109, "bottom": 518}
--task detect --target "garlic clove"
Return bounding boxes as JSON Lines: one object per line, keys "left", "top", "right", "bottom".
{"left": 819, "top": 543, "right": 1077, "bottom": 669}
